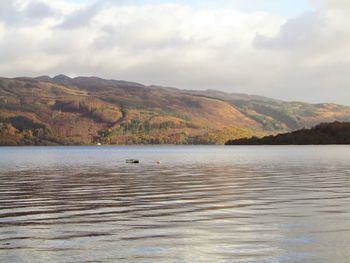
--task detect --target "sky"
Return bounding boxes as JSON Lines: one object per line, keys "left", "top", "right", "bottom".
{"left": 0, "top": 0, "right": 350, "bottom": 104}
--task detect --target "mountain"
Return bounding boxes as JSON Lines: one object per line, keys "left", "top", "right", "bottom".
{"left": 1, "top": 75, "right": 350, "bottom": 145}
{"left": 226, "top": 121, "right": 350, "bottom": 145}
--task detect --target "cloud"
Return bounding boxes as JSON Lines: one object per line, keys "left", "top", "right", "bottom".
{"left": 0, "top": 0, "right": 350, "bottom": 104}
{"left": 0, "top": 0, "right": 54, "bottom": 25}
{"left": 24, "top": 0, "right": 54, "bottom": 19}
{"left": 254, "top": 12, "right": 323, "bottom": 50}
{"left": 55, "top": 1, "right": 104, "bottom": 29}
{"left": 309, "top": 0, "right": 350, "bottom": 10}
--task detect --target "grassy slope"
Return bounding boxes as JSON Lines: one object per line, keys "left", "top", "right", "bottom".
{"left": 1, "top": 76, "right": 350, "bottom": 145}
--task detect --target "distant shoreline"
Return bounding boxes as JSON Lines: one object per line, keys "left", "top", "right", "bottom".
{"left": 2, "top": 143, "right": 350, "bottom": 147}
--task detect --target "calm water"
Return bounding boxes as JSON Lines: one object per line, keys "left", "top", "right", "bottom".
{"left": 0, "top": 146, "right": 350, "bottom": 263}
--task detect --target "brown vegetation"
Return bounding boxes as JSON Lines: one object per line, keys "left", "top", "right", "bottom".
{"left": 1, "top": 75, "right": 350, "bottom": 145}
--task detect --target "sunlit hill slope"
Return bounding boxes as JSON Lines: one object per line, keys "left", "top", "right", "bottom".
{"left": 1, "top": 75, "right": 350, "bottom": 145}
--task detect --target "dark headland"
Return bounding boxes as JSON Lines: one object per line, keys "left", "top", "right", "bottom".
{"left": 225, "top": 121, "right": 350, "bottom": 145}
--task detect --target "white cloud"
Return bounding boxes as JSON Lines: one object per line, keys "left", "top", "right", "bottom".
{"left": 0, "top": 0, "right": 349, "bottom": 104}
{"left": 309, "top": 0, "right": 350, "bottom": 9}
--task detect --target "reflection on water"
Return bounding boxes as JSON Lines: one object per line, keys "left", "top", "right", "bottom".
{"left": 0, "top": 146, "right": 350, "bottom": 263}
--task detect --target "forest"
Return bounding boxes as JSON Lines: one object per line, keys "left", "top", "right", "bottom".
{"left": 1, "top": 76, "right": 350, "bottom": 145}
{"left": 226, "top": 122, "right": 350, "bottom": 145}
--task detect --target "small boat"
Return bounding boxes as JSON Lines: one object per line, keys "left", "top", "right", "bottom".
{"left": 126, "top": 159, "right": 140, "bottom": 164}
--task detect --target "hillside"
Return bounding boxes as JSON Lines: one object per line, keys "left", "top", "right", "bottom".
{"left": 1, "top": 75, "right": 350, "bottom": 145}
{"left": 226, "top": 122, "right": 350, "bottom": 145}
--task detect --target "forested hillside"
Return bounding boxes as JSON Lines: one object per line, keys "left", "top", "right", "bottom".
{"left": 226, "top": 122, "right": 350, "bottom": 145}
{"left": 1, "top": 76, "right": 350, "bottom": 145}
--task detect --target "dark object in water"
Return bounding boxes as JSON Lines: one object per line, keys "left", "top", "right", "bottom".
{"left": 126, "top": 159, "right": 140, "bottom": 164}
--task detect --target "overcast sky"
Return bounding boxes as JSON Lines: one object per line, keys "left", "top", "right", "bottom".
{"left": 0, "top": 0, "right": 349, "bottom": 104}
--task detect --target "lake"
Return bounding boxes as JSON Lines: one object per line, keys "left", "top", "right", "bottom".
{"left": 0, "top": 146, "right": 350, "bottom": 263}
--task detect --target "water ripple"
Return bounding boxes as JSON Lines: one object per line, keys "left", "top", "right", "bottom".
{"left": 0, "top": 146, "right": 350, "bottom": 263}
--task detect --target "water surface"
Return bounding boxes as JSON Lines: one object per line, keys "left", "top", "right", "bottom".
{"left": 0, "top": 146, "right": 350, "bottom": 263}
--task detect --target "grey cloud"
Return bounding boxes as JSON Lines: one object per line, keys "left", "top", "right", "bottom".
{"left": 55, "top": 2, "right": 105, "bottom": 30}
{"left": 310, "top": 0, "right": 350, "bottom": 10}
{"left": 0, "top": 34, "right": 26, "bottom": 61}
{"left": 92, "top": 26, "right": 120, "bottom": 49}
{"left": 24, "top": 1, "right": 54, "bottom": 19}
{"left": 92, "top": 25, "right": 190, "bottom": 50}
{"left": 90, "top": 5, "right": 193, "bottom": 51}
{"left": 0, "top": 0, "right": 54, "bottom": 25}
{"left": 0, "top": 1, "right": 19, "bottom": 24}
{"left": 254, "top": 12, "right": 322, "bottom": 50}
